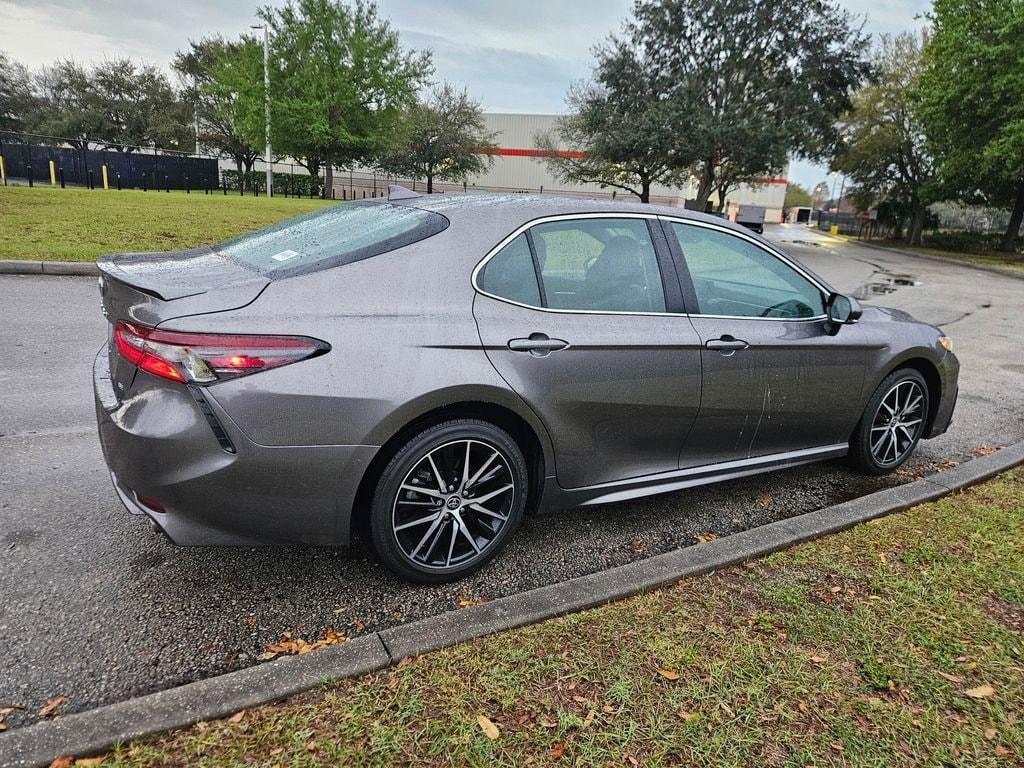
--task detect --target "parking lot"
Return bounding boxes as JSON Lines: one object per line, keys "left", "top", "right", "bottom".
{"left": 1, "top": 226, "right": 1022, "bottom": 729}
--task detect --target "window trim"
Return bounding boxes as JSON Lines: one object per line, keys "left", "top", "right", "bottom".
{"left": 658, "top": 216, "right": 831, "bottom": 322}
{"left": 471, "top": 212, "right": 687, "bottom": 317}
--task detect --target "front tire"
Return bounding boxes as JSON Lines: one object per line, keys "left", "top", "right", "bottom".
{"left": 849, "top": 368, "right": 929, "bottom": 475}
{"left": 369, "top": 419, "right": 528, "bottom": 583}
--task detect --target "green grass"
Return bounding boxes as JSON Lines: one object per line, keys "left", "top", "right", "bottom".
{"left": 86, "top": 469, "right": 1024, "bottom": 767}
{"left": 863, "top": 240, "right": 1024, "bottom": 274}
{"left": 0, "top": 185, "right": 335, "bottom": 261}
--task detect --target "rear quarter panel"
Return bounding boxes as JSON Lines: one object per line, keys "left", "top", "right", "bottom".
{"left": 158, "top": 229, "right": 553, "bottom": 462}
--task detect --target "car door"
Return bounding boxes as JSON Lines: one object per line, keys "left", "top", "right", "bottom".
{"left": 660, "top": 218, "right": 869, "bottom": 468}
{"left": 472, "top": 214, "right": 703, "bottom": 489}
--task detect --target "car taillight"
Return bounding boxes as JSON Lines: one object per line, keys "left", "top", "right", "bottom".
{"left": 113, "top": 321, "right": 329, "bottom": 384}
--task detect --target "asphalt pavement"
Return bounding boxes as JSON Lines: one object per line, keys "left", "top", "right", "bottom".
{"left": 1, "top": 226, "right": 1022, "bottom": 730}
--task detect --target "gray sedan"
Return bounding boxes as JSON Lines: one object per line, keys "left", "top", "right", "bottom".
{"left": 93, "top": 189, "right": 959, "bottom": 582}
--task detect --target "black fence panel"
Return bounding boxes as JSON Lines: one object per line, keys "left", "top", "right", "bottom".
{"left": 0, "top": 140, "right": 217, "bottom": 190}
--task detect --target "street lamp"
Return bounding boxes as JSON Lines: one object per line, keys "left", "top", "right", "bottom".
{"left": 251, "top": 23, "right": 272, "bottom": 198}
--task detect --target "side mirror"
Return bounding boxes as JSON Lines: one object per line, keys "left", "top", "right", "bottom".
{"left": 825, "top": 293, "right": 862, "bottom": 334}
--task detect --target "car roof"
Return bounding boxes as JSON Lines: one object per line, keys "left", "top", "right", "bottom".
{"left": 399, "top": 191, "right": 744, "bottom": 232}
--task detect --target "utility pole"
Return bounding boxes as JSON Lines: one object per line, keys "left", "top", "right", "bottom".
{"left": 252, "top": 23, "right": 272, "bottom": 197}
{"left": 193, "top": 74, "right": 201, "bottom": 156}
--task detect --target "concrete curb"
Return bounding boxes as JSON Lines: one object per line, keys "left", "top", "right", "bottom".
{"left": 850, "top": 240, "right": 1024, "bottom": 281}
{"left": 0, "top": 260, "right": 100, "bottom": 276}
{"left": 3, "top": 441, "right": 1023, "bottom": 767}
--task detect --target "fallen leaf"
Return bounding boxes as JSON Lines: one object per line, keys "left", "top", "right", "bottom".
{"left": 995, "top": 745, "right": 1010, "bottom": 756}
{"left": 349, "top": 618, "right": 366, "bottom": 633}
{"left": 830, "top": 586, "right": 843, "bottom": 594}
{"left": 602, "top": 704, "right": 614, "bottom": 714}
{"left": 582, "top": 710, "right": 596, "bottom": 728}
{"left": 38, "top": 697, "right": 68, "bottom": 718}
{"left": 677, "top": 710, "right": 700, "bottom": 722}
{"left": 477, "top": 715, "right": 500, "bottom": 740}
{"left": 984, "top": 729, "right": 997, "bottom": 740}
{"left": 457, "top": 596, "right": 488, "bottom": 608}
{"left": 48, "top": 758, "right": 72, "bottom": 768}
{"left": 657, "top": 669, "right": 680, "bottom": 681}
{"left": 964, "top": 684, "right": 996, "bottom": 699}
{"left": 938, "top": 671, "right": 963, "bottom": 683}
{"left": 758, "top": 493, "right": 773, "bottom": 508}
{"left": 269, "top": 747, "right": 284, "bottom": 756}
{"left": 720, "top": 702, "right": 736, "bottom": 718}
{"left": 811, "top": 655, "right": 828, "bottom": 664}
{"left": 695, "top": 532, "right": 717, "bottom": 543}
{"left": 227, "top": 710, "right": 246, "bottom": 723}
{"left": 256, "top": 651, "right": 278, "bottom": 661}
{"left": 550, "top": 742, "right": 565, "bottom": 759}
{"left": 830, "top": 742, "right": 845, "bottom": 753}
{"left": 971, "top": 444, "right": 998, "bottom": 457}
{"left": 305, "top": 738, "right": 317, "bottom": 752}
{"left": 73, "top": 758, "right": 105, "bottom": 766}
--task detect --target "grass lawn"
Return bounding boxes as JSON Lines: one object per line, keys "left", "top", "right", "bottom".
{"left": 862, "top": 240, "right": 1024, "bottom": 274}
{"left": 84, "top": 469, "right": 1024, "bottom": 767}
{"left": 0, "top": 185, "right": 335, "bottom": 262}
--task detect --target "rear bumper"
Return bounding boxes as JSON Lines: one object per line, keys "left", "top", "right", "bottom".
{"left": 925, "top": 350, "right": 959, "bottom": 439}
{"left": 93, "top": 344, "right": 377, "bottom": 546}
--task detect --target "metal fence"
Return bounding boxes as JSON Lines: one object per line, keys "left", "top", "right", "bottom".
{"left": 0, "top": 136, "right": 218, "bottom": 191}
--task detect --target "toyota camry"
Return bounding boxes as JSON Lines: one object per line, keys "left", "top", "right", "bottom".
{"left": 93, "top": 188, "right": 959, "bottom": 582}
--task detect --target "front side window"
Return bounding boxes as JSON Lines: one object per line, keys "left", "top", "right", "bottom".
{"left": 670, "top": 222, "right": 825, "bottom": 318}
{"left": 215, "top": 200, "right": 449, "bottom": 278}
{"left": 531, "top": 218, "right": 667, "bottom": 312}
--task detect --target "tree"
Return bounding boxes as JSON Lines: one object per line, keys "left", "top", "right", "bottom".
{"left": 784, "top": 183, "right": 812, "bottom": 209}
{"left": 377, "top": 83, "right": 497, "bottom": 193}
{"left": 917, "top": 0, "right": 1024, "bottom": 253}
{"left": 174, "top": 37, "right": 262, "bottom": 182}
{"left": 0, "top": 50, "right": 34, "bottom": 133}
{"left": 811, "top": 181, "right": 831, "bottom": 208}
{"left": 632, "top": 0, "right": 872, "bottom": 209}
{"left": 537, "top": 40, "right": 688, "bottom": 203}
{"left": 31, "top": 59, "right": 191, "bottom": 151}
{"left": 833, "top": 33, "right": 933, "bottom": 245}
{"left": 250, "top": 0, "right": 431, "bottom": 191}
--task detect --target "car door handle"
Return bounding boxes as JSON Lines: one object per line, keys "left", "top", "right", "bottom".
{"left": 705, "top": 336, "right": 749, "bottom": 352}
{"left": 508, "top": 335, "right": 569, "bottom": 354}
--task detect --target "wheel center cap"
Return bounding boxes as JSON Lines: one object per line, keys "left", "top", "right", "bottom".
{"left": 446, "top": 496, "right": 462, "bottom": 511}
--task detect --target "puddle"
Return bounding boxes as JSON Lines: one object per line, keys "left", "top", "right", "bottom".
{"left": 853, "top": 271, "right": 920, "bottom": 299}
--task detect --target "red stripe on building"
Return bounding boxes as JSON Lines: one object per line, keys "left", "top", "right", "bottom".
{"left": 478, "top": 147, "right": 588, "bottom": 159}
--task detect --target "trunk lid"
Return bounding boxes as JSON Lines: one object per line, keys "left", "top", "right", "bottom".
{"left": 98, "top": 247, "right": 269, "bottom": 392}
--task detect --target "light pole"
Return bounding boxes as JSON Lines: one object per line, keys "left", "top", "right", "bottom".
{"left": 251, "top": 23, "right": 272, "bottom": 197}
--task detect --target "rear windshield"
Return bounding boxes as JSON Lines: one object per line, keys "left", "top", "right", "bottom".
{"left": 214, "top": 200, "right": 449, "bottom": 277}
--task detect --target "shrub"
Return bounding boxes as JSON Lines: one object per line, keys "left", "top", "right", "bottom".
{"left": 922, "top": 230, "right": 1021, "bottom": 254}
{"left": 221, "top": 169, "right": 323, "bottom": 198}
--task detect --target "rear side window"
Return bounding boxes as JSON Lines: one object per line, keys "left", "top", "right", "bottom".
{"left": 215, "top": 200, "right": 449, "bottom": 277}
{"left": 477, "top": 233, "right": 542, "bottom": 306}
{"left": 532, "top": 218, "right": 666, "bottom": 312}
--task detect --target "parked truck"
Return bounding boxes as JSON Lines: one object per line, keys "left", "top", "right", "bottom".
{"left": 736, "top": 204, "right": 767, "bottom": 234}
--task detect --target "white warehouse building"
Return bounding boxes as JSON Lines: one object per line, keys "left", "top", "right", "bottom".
{"left": 454, "top": 114, "right": 788, "bottom": 222}
{"left": 238, "top": 112, "right": 789, "bottom": 220}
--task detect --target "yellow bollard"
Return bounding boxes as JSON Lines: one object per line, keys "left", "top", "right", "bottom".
{"left": 49, "top": 159, "right": 57, "bottom": 186}
{"left": 102, "top": 164, "right": 109, "bottom": 190}
{"left": 829, "top": 225, "right": 839, "bottom": 236}
{"left": 0, "top": 155, "right": 5, "bottom": 184}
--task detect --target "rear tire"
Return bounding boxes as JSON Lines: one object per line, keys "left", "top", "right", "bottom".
{"left": 849, "top": 368, "right": 929, "bottom": 475}
{"left": 369, "top": 419, "right": 527, "bottom": 583}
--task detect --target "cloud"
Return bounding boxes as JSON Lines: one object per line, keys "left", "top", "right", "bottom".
{"left": 1, "top": 0, "right": 930, "bottom": 126}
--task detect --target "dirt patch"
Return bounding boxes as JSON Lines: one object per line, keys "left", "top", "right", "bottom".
{"left": 982, "top": 597, "right": 1024, "bottom": 633}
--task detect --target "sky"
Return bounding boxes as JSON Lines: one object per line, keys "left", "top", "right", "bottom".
{"left": 0, "top": 0, "right": 931, "bottom": 191}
